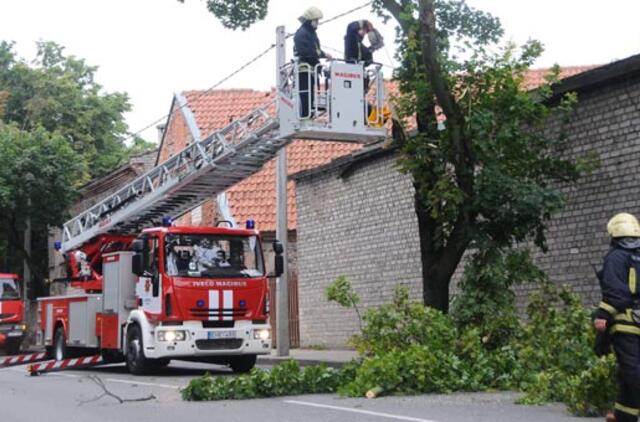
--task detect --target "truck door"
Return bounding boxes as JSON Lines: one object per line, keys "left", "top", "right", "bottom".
{"left": 136, "top": 236, "right": 162, "bottom": 315}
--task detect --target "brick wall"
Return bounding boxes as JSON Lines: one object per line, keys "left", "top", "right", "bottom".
{"left": 295, "top": 153, "right": 422, "bottom": 348}
{"left": 294, "top": 71, "right": 640, "bottom": 347}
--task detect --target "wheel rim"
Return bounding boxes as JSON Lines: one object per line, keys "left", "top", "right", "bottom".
{"left": 128, "top": 337, "right": 141, "bottom": 365}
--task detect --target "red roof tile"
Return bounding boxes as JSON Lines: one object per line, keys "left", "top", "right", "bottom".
{"left": 182, "top": 89, "right": 360, "bottom": 232}
{"left": 522, "top": 65, "right": 598, "bottom": 91}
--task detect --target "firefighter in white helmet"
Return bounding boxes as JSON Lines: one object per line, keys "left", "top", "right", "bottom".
{"left": 294, "top": 6, "right": 332, "bottom": 118}
{"left": 594, "top": 213, "right": 640, "bottom": 422}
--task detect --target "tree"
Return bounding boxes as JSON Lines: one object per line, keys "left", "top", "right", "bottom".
{"left": 0, "top": 123, "right": 82, "bottom": 291}
{"left": 0, "top": 40, "right": 133, "bottom": 181}
{"left": 0, "top": 41, "right": 152, "bottom": 293}
{"left": 190, "top": 0, "right": 589, "bottom": 312}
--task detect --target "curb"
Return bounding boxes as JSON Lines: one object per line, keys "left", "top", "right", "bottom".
{"left": 257, "top": 356, "right": 350, "bottom": 368}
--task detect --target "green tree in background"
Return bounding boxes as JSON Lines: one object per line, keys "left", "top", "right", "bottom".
{"left": 186, "top": 0, "right": 592, "bottom": 312}
{"left": 0, "top": 40, "right": 155, "bottom": 293}
{"left": 0, "top": 40, "right": 134, "bottom": 180}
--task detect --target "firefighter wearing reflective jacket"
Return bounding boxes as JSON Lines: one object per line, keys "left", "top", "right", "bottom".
{"left": 595, "top": 213, "right": 640, "bottom": 422}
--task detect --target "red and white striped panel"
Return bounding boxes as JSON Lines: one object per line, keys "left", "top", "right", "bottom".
{"left": 0, "top": 352, "right": 48, "bottom": 368}
{"left": 208, "top": 289, "right": 233, "bottom": 321}
{"left": 29, "top": 355, "right": 103, "bottom": 376}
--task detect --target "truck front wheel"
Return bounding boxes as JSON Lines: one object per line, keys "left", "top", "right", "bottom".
{"left": 125, "top": 324, "right": 152, "bottom": 375}
{"left": 229, "top": 355, "right": 257, "bottom": 373}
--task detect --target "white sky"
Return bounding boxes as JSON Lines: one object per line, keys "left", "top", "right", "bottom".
{"left": 1, "top": 0, "right": 639, "bottom": 143}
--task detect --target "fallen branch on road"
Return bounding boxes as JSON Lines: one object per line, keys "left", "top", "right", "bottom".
{"left": 79, "top": 375, "right": 156, "bottom": 405}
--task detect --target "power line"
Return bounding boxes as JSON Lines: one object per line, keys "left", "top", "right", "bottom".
{"left": 123, "top": 2, "right": 376, "bottom": 144}
{"left": 319, "top": 1, "right": 373, "bottom": 27}
{"left": 123, "top": 43, "right": 276, "bottom": 144}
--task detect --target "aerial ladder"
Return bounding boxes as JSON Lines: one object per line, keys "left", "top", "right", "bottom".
{"left": 61, "top": 27, "right": 386, "bottom": 251}
{"left": 34, "top": 27, "right": 386, "bottom": 376}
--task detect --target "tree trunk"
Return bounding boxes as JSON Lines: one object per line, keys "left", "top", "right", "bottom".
{"left": 414, "top": 189, "right": 471, "bottom": 314}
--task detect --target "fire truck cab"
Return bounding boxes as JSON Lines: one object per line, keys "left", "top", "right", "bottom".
{"left": 0, "top": 273, "right": 26, "bottom": 355}
{"left": 38, "top": 223, "right": 280, "bottom": 374}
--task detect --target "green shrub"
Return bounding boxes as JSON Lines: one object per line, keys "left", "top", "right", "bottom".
{"left": 183, "top": 282, "right": 616, "bottom": 418}
{"left": 564, "top": 355, "right": 616, "bottom": 417}
{"left": 181, "top": 360, "right": 343, "bottom": 401}
{"left": 352, "top": 287, "right": 457, "bottom": 356}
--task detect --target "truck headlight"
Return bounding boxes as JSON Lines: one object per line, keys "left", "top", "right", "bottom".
{"left": 253, "top": 329, "right": 270, "bottom": 340}
{"left": 158, "top": 330, "right": 187, "bottom": 342}
{"left": 13, "top": 324, "right": 26, "bottom": 332}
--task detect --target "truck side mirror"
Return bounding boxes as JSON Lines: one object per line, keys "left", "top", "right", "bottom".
{"left": 274, "top": 255, "right": 284, "bottom": 278}
{"left": 272, "top": 240, "right": 283, "bottom": 255}
{"left": 132, "top": 254, "right": 144, "bottom": 276}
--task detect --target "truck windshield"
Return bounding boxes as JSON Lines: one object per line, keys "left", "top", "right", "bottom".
{"left": 165, "top": 234, "right": 264, "bottom": 278}
{"left": 0, "top": 278, "right": 20, "bottom": 300}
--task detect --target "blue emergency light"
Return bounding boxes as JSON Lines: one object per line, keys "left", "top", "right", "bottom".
{"left": 239, "top": 300, "right": 247, "bottom": 308}
{"left": 53, "top": 241, "right": 62, "bottom": 251}
{"left": 246, "top": 219, "right": 256, "bottom": 229}
{"left": 162, "top": 216, "right": 173, "bottom": 227}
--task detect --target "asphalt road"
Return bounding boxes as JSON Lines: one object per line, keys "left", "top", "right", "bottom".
{"left": 0, "top": 360, "right": 601, "bottom": 422}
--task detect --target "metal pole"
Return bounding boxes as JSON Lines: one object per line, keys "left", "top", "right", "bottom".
{"left": 23, "top": 201, "right": 31, "bottom": 334}
{"left": 275, "top": 26, "right": 290, "bottom": 356}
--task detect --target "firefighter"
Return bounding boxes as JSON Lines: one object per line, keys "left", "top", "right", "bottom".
{"left": 344, "top": 20, "right": 383, "bottom": 66}
{"left": 293, "top": 6, "right": 332, "bottom": 118}
{"left": 594, "top": 212, "right": 640, "bottom": 422}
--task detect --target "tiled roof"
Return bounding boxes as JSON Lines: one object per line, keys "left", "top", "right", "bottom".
{"left": 182, "top": 88, "right": 360, "bottom": 232}
{"left": 522, "top": 65, "right": 598, "bottom": 91}
{"left": 178, "top": 66, "right": 593, "bottom": 232}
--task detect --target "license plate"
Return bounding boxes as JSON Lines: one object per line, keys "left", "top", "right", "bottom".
{"left": 207, "top": 330, "right": 236, "bottom": 340}
{"left": 7, "top": 331, "right": 22, "bottom": 337}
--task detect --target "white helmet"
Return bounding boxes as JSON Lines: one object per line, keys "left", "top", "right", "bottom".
{"left": 301, "top": 6, "right": 323, "bottom": 22}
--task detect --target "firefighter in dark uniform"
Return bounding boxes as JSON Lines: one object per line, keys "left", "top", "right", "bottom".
{"left": 293, "top": 6, "right": 331, "bottom": 118}
{"left": 595, "top": 213, "right": 640, "bottom": 422}
{"left": 344, "top": 20, "right": 375, "bottom": 65}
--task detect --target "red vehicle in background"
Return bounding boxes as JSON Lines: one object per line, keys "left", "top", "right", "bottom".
{"left": 0, "top": 273, "right": 26, "bottom": 355}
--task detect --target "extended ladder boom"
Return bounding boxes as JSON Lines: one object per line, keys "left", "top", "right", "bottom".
{"left": 62, "top": 101, "right": 283, "bottom": 252}
{"left": 62, "top": 26, "right": 388, "bottom": 253}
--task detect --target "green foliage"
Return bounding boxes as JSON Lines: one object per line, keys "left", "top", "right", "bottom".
{"left": 564, "top": 355, "right": 616, "bottom": 417}
{"left": 182, "top": 285, "right": 615, "bottom": 417}
{"left": 451, "top": 248, "right": 544, "bottom": 348}
{"left": 0, "top": 40, "right": 141, "bottom": 288}
{"left": 181, "top": 360, "right": 342, "bottom": 401}
{"left": 513, "top": 285, "right": 601, "bottom": 406}
{"left": 352, "top": 287, "right": 457, "bottom": 356}
{"left": 326, "top": 276, "right": 360, "bottom": 308}
{"left": 0, "top": 40, "right": 132, "bottom": 181}
{"left": 0, "top": 122, "right": 82, "bottom": 286}
{"left": 326, "top": 276, "right": 363, "bottom": 330}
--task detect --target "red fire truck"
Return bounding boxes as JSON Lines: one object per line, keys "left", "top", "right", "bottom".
{"left": 39, "top": 224, "right": 280, "bottom": 374}
{"left": 35, "top": 26, "right": 386, "bottom": 375}
{"left": 0, "top": 273, "right": 26, "bottom": 355}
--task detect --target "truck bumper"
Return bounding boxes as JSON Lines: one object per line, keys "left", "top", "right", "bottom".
{"left": 0, "top": 324, "right": 26, "bottom": 344}
{"left": 144, "top": 320, "right": 272, "bottom": 359}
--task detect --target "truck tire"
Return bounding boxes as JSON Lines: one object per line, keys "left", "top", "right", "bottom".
{"left": 229, "top": 355, "right": 257, "bottom": 373}
{"left": 125, "top": 324, "right": 152, "bottom": 375}
{"left": 53, "top": 326, "right": 67, "bottom": 361}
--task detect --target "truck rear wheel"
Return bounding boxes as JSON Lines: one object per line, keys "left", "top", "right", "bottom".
{"left": 229, "top": 355, "right": 257, "bottom": 373}
{"left": 126, "top": 324, "right": 152, "bottom": 375}
{"left": 53, "top": 327, "right": 67, "bottom": 361}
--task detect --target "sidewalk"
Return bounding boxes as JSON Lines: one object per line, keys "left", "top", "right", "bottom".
{"left": 257, "top": 348, "right": 357, "bottom": 368}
